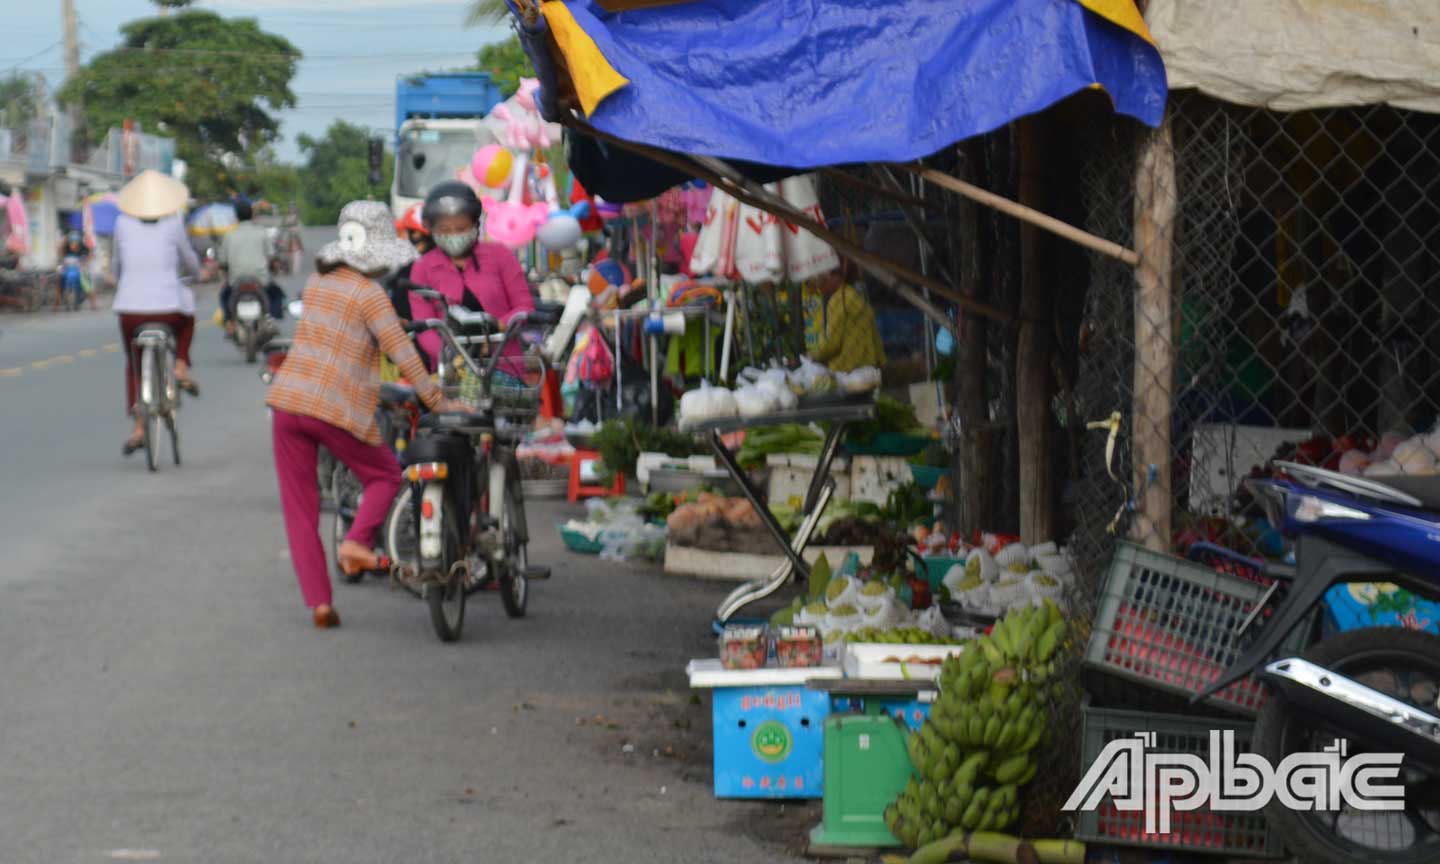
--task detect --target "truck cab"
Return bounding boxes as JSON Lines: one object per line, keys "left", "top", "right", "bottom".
{"left": 390, "top": 72, "right": 506, "bottom": 215}
{"left": 393, "top": 118, "right": 505, "bottom": 216}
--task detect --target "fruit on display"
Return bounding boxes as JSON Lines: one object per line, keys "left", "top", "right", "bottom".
{"left": 775, "top": 625, "right": 824, "bottom": 668}
{"left": 846, "top": 626, "right": 965, "bottom": 646}
{"left": 885, "top": 601, "right": 1069, "bottom": 849}
{"left": 718, "top": 625, "right": 768, "bottom": 670}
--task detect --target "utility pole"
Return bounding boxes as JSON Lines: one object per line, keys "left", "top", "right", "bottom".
{"left": 62, "top": 0, "right": 81, "bottom": 159}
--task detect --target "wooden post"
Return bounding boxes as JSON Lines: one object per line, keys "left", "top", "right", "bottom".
{"left": 1016, "top": 116, "right": 1055, "bottom": 544}
{"left": 1131, "top": 114, "right": 1177, "bottom": 552}
{"left": 953, "top": 140, "right": 992, "bottom": 539}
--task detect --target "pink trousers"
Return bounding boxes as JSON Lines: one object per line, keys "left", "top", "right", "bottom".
{"left": 272, "top": 409, "right": 401, "bottom": 609}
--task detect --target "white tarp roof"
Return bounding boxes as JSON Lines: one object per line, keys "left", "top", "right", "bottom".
{"left": 1146, "top": 0, "right": 1440, "bottom": 114}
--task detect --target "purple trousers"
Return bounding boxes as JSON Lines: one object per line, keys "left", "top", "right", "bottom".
{"left": 272, "top": 409, "right": 401, "bottom": 609}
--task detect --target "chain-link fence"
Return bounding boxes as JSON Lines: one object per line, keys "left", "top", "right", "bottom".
{"left": 1075, "top": 92, "right": 1440, "bottom": 570}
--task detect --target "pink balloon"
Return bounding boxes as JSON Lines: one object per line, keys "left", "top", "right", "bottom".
{"left": 482, "top": 197, "right": 549, "bottom": 248}
{"left": 471, "top": 144, "right": 514, "bottom": 189}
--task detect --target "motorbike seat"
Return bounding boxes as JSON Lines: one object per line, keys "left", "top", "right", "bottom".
{"left": 1371, "top": 475, "right": 1440, "bottom": 511}
{"left": 418, "top": 411, "right": 491, "bottom": 432}
{"left": 379, "top": 382, "right": 418, "bottom": 407}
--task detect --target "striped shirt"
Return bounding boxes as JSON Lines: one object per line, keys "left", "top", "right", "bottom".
{"left": 266, "top": 267, "right": 445, "bottom": 445}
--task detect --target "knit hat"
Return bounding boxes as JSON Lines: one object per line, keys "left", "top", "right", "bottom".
{"left": 316, "top": 200, "right": 417, "bottom": 275}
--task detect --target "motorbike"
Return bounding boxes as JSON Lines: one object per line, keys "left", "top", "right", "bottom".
{"left": 230, "top": 277, "right": 278, "bottom": 363}
{"left": 1195, "top": 460, "right": 1440, "bottom": 863}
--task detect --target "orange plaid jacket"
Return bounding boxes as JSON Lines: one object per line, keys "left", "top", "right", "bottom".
{"left": 266, "top": 268, "right": 444, "bottom": 446}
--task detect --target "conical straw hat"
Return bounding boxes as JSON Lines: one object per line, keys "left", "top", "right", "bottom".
{"left": 116, "top": 170, "right": 190, "bottom": 220}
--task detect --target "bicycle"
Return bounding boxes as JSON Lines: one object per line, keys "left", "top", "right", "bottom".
{"left": 385, "top": 308, "right": 557, "bottom": 641}
{"left": 130, "top": 321, "right": 182, "bottom": 472}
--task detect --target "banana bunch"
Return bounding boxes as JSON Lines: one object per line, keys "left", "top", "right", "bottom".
{"left": 885, "top": 600, "right": 1068, "bottom": 849}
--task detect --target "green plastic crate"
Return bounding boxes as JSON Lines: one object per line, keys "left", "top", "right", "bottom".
{"left": 1075, "top": 707, "right": 1284, "bottom": 858}
{"left": 808, "top": 712, "right": 915, "bottom": 851}
{"left": 1084, "top": 542, "right": 1312, "bottom": 716}
{"left": 909, "top": 464, "right": 946, "bottom": 491}
{"left": 845, "top": 432, "right": 931, "bottom": 457}
{"left": 921, "top": 556, "right": 965, "bottom": 591}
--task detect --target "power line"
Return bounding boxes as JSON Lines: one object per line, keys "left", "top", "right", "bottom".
{"left": 1, "top": 40, "right": 64, "bottom": 75}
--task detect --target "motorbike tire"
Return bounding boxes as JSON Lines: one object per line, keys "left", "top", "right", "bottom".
{"left": 1254, "top": 627, "right": 1440, "bottom": 864}
{"left": 426, "top": 502, "right": 466, "bottom": 642}
{"left": 245, "top": 328, "right": 258, "bottom": 364}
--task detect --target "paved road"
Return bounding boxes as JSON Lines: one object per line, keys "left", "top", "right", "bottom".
{"left": 0, "top": 230, "right": 810, "bottom": 864}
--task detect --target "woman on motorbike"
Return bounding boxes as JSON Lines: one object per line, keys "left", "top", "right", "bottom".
{"left": 57, "top": 230, "right": 90, "bottom": 310}
{"left": 266, "top": 201, "right": 466, "bottom": 630}
{"left": 113, "top": 170, "right": 201, "bottom": 456}
{"left": 403, "top": 182, "right": 534, "bottom": 372}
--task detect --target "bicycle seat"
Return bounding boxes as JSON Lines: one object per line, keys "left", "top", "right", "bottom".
{"left": 379, "top": 382, "right": 418, "bottom": 407}
{"left": 418, "top": 411, "right": 491, "bottom": 431}
{"left": 134, "top": 322, "right": 175, "bottom": 341}
{"left": 529, "top": 303, "right": 564, "bottom": 328}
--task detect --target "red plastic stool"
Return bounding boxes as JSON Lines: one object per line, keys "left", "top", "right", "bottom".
{"left": 568, "top": 449, "right": 625, "bottom": 503}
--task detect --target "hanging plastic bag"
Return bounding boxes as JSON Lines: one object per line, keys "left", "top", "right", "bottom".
{"left": 574, "top": 324, "right": 615, "bottom": 386}
{"left": 779, "top": 174, "right": 840, "bottom": 281}
{"left": 733, "top": 188, "right": 784, "bottom": 284}
{"left": 689, "top": 188, "right": 739, "bottom": 277}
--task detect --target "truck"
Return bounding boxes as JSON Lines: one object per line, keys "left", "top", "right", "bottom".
{"left": 391, "top": 72, "right": 507, "bottom": 216}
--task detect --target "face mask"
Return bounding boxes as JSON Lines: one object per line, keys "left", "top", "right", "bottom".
{"left": 433, "top": 227, "right": 479, "bottom": 258}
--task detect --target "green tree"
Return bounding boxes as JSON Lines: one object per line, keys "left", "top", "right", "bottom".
{"left": 0, "top": 74, "right": 37, "bottom": 136}
{"left": 466, "top": 0, "right": 511, "bottom": 26}
{"left": 297, "top": 121, "right": 392, "bottom": 226}
{"left": 57, "top": 6, "right": 299, "bottom": 201}
{"left": 475, "top": 35, "right": 534, "bottom": 98}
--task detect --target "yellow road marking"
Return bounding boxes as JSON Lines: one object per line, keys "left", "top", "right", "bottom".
{"left": 53, "top": 354, "right": 75, "bottom": 364}
{"left": 102, "top": 342, "right": 121, "bottom": 353}
{"left": 0, "top": 368, "right": 21, "bottom": 377}
{"left": 30, "top": 359, "right": 50, "bottom": 370}
{"left": 78, "top": 348, "right": 99, "bottom": 358}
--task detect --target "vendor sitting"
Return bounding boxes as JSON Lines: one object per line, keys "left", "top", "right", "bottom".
{"left": 809, "top": 265, "right": 885, "bottom": 373}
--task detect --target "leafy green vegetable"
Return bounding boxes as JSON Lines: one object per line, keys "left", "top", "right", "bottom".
{"left": 881, "top": 482, "right": 931, "bottom": 528}
{"left": 735, "top": 424, "right": 824, "bottom": 470}
{"left": 591, "top": 418, "right": 704, "bottom": 481}
{"left": 844, "top": 396, "right": 922, "bottom": 446}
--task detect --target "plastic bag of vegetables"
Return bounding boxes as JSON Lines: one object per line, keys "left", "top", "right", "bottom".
{"left": 678, "top": 381, "right": 738, "bottom": 425}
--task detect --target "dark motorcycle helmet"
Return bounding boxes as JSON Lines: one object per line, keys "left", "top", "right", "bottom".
{"left": 421, "top": 181, "right": 483, "bottom": 231}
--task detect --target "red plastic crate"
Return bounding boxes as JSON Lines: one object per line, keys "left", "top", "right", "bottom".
{"left": 1084, "top": 543, "right": 1311, "bottom": 716}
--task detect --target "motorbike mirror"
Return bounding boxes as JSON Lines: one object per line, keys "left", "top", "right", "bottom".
{"left": 287, "top": 300, "right": 304, "bottom": 317}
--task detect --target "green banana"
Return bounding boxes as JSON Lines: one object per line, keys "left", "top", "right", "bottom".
{"left": 994, "top": 753, "right": 1032, "bottom": 785}
{"left": 983, "top": 715, "right": 1001, "bottom": 747}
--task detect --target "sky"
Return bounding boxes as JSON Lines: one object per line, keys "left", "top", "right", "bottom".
{"left": 2, "top": 0, "right": 511, "bottom": 161}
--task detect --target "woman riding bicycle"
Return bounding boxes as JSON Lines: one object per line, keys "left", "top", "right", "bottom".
{"left": 113, "top": 170, "right": 201, "bottom": 457}
{"left": 402, "top": 182, "right": 534, "bottom": 372}
{"left": 266, "top": 201, "right": 466, "bottom": 630}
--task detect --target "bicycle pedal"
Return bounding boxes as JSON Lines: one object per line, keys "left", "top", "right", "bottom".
{"left": 524, "top": 565, "right": 551, "bottom": 581}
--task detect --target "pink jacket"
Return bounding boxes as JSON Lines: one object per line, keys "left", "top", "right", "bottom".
{"left": 407, "top": 243, "right": 534, "bottom": 367}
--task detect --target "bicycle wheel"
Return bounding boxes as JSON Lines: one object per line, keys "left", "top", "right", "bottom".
{"left": 383, "top": 484, "right": 422, "bottom": 598}
{"left": 166, "top": 414, "right": 180, "bottom": 466}
{"left": 490, "top": 454, "right": 529, "bottom": 619}
{"left": 331, "top": 465, "right": 364, "bottom": 583}
{"left": 140, "top": 346, "right": 160, "bottom": 472}
{"left": 426, "top": 501, "right": 466, "bottom": 642}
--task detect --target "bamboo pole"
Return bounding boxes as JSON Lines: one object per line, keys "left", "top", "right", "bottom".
{"left": 1132, "top": 115, "right": 1177, "bottom": 552}
{"left": 897, "top": 164, "right": 1141, "bottom": 268}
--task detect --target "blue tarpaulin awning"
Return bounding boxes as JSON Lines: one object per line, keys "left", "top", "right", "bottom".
{"left": 520, "top": 0, "right": 1167, "bottom": 199}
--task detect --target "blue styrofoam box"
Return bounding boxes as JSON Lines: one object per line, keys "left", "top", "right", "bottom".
{"left": 712, "top": 685, "right": 829, "bottom": 799}
{"left": 829, "top": 695, "right": 932, "bottom": 732}
{"left": 1324, "top": 582, "right": 1440, "bottom": 636}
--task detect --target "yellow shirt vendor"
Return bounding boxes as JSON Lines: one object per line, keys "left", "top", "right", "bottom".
{"left": 809, "top": 268, "right": 885, "bottom": 373}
